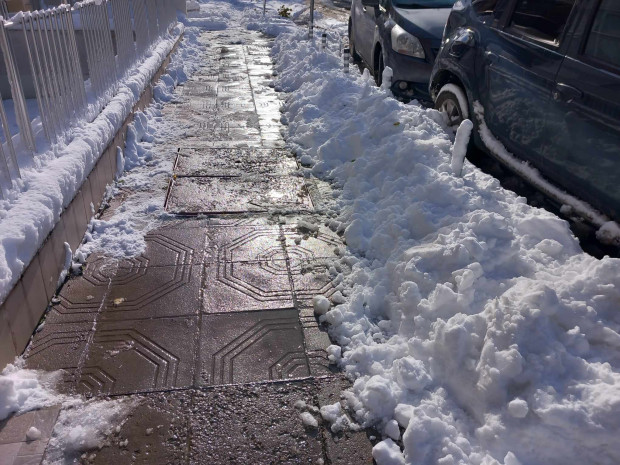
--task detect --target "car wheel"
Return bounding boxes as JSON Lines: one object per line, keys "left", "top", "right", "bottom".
{"left": 374, "top": 48, "right": 384, "bottom": 87}
{"left": 435, "top": 84, "right": 469, "bottom": 128}
{"left": 348, "top": 19, "right": 361, "bottom": 62}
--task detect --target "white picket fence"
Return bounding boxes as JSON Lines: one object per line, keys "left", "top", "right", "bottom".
{"left": 0, "top": 0, "right": 185, "bottom": 197}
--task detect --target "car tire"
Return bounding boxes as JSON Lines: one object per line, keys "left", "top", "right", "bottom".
{"left": 374, "top": 49, "right": 384, "bottom": 87}
{"left": 348, "top": 19, "right": 361, "bottom": 62}
{"left": 435, "top": 84, "right": 469, "bottom": 129}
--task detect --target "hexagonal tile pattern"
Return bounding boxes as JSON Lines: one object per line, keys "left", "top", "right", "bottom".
{"left": 202, "top": 260, "right": 294, "bottom": 313}
{"left": 197, "top": 310, "right": 308, "bottom": 385}
{"left": 79, "top": 317, "right": 199, "bottom": 396}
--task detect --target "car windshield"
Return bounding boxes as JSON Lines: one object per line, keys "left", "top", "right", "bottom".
{"left": 392, "top": 0, "right": 456, "bottom": 8}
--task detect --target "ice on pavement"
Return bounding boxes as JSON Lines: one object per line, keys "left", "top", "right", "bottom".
{"left": 269, "top": 14, "right": 620, "bottom": 465}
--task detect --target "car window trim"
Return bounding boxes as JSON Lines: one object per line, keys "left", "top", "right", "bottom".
{"left": 501, "top": 0, "right": 578, "bottom": 51}
{"left": 574, "top": 0, "right": 620, "bottom": 76}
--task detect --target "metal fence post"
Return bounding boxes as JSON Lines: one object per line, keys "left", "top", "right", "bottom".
{"left": 321, "top": 32, "right": 326, "bottom": 50}
{"left": 343, "top": 47, "right": 350, "bottom": 73}
{"left": 308, "top": 0, "right": 314, "bottom": 39}
{"left": 0, "top": 19, "right": 36, "bottom": 152}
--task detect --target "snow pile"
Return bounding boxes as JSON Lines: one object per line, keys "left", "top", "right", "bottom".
{"left": 0, "top": 362, "right": 64, "bottom": 421}
{"left": 43, "top": 398, "right": 133, "bottom": 465}
{"left": 272, "top": 26, "right": 620, "bottom": 465}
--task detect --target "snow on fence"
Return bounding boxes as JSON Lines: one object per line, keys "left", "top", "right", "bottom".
{"left": 0, "top": 0, "right": 179, "bottom": 198}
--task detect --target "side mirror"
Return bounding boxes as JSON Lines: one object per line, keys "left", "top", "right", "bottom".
{"left": 449, "top": 29, "right": 475, "bottom": 57}
{"left": 361, "top": 0, "right": 380, "bottom": 7}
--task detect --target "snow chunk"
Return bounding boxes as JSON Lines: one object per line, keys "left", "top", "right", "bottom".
{"left": 300, "top": 412, "right": 318, "bottom": 429}
{"left": 313, "top": 295, "right": 331, "bottom": 315}
{"left": 372, "top": 438, "right": 405, "bottom": 465}
{"left": 451, "top": 119, "right": 473, "bottom": 176}
{"left": 384, "top": 419, "right": 400, "bottom": 441}
{"left": 0, "top": 363, "right": 63, "bottom": 421}
{"left": 507, "top": 399, "right": 529, "bottom": 418}
{"left": 26, "top": 426, "right": 42, "bottom": 441}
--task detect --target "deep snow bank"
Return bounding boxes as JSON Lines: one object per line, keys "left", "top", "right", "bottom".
{"left": 273, "top": 27, "right": 620, "bottom": 465}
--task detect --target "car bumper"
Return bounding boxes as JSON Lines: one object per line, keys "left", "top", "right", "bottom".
{"left": 385, "top": 48, "right": 435, "bottom": 101}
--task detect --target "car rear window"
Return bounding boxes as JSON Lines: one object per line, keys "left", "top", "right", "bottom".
{"left": 508, "top": 0, "right": 575, "bottom": 45}
{"left": 585, "top": 0, "right": 620, "bottom": 69}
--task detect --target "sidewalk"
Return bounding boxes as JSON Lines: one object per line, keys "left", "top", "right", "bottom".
{"left": 0, "top": 28, "right": 373, "bottom": 464}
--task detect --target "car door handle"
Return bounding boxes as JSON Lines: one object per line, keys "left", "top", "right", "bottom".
{"left": 362, "top": 6, "right": 367, "bottom": 11}
{"left": 553, "top": 83, "right": 583, "bottom": 103}
{"left": 484, "top": 51, "right": 499, "bottom": 64}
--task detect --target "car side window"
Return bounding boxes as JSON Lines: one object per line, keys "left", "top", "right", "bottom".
{"left": 472, "top": 0, "right": 505, "bottom": 19}
{"left": 508, "top": 0, "right": 576, "bottom": 46}
{"left": 584, "top": 0, "right": 620, "bottom": 69}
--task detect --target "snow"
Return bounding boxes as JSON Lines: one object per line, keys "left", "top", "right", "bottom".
{"left": 313, "top": 294, "right": 331, "bottom": 315}
{"left": 0, "top": 23, "right": 186, "bottom": 305}
{"left": 0, "top": 362, "right": 64, "bottom": 421}
{"left": 451, "top": 119, "right": 473, "bottom": 177}
{"left": 301, "top": 411, "right": 319, "bottom": 429}
{"left": 43, "top": 398, "right": 133, "bottom": 465}
{"left": 373, "top": 438, "right": 405, "bottom": 465}
{"left": 26, "top": 426, "right": 42, "bottom": 441}
{"left": 268, "top": 12, "right": 620, "bottom": 465}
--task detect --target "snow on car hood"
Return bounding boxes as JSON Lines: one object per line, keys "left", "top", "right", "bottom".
{"left": 391, "top": 7, "right": 451, "bottom": 40}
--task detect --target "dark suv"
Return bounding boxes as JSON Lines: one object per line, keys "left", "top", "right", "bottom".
{"left": 349, "top": 0, "right": 456, "bottom": 99}
{"left": 430, "top": 0, "right": 620, "bottom": 224}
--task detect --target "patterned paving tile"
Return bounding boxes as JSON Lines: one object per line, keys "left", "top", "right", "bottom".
{"left": 79, "top": 317, "right": 199, "bottom": 396}
{"left": 197, "top": 309, "right": 308, "bottom": 385}
{"left": 201, "top": 260, "right": 294, "bottom": 313}
{"left": 290, "top": 259, "right": 339, "bottom": 307}
{"left": 165, "top": 176, "right": 313, "bottom": 215}
{"left": 201, "top": 224, "right": 284, "bottom": 263}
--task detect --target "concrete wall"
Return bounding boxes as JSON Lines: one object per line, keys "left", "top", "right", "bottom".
{"left": 0, "top": 32, "right": 183, "bottom": 370}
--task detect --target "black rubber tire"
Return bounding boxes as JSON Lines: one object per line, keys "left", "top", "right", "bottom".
{"left": 374, "top": 49, "right": 384, "bottom": 87}
{"left": 348, "top": 18, "right": 361, "bottom": 62}
{"left": 435, "top": 88, "right": 467, "bottom": 129}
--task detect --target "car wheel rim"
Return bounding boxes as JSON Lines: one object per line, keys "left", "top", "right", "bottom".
{"left": 440, "top": 99, "right": 462, "bottom": 126}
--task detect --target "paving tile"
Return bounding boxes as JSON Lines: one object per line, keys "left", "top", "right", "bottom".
{"left": 166, "top": 176, "right": 313, "bottom": 215}
{"left": 24, "top": 322, "right": 91, "bottom": 394}
{"left": 291, "top": 259, "right": 339, "bottom": 307}
{"left": 201, "top": 224, "right": 283, "bottom": 263}
{"left": 315, "top": 377, "right": 376, "bottom": 464}
{"left": 101, "top": 264, "right": 202, "bottom": 320}
{"left": 202, "top": 261, "right": 294, "bottom": 313}
{"left": 190, "top": 381, "right": 324, "bottom": 464}
{"left": 283, "top": 222, "right": 344, "bottom": 261}
{"left": 174, "top": 147, "right": 297, "bottom": 177}
{"left": 79, "top": 317, "right": 199, "bottom": 396}
{"left": 197, "top": 309, "right": 308, "bottom": 385}
{"left": 0, "top": 443, "right": 21, "bottom": 465}
{"left": 301, "top": 310, "right": 336, "bottom": 377}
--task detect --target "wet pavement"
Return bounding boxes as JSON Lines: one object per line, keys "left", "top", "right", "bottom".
{"left": 0, "top": 29, "right": 374, "bottom": 464}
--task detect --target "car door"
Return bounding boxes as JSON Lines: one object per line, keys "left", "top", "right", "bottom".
{"left": 551, "top": 0, "right": 620, "bottom": 221}
{"left": 478, "top": 0, "right": 576, "bottom": 172}
{"left": 353, "top": 0, "right": 378, "bottom": 63}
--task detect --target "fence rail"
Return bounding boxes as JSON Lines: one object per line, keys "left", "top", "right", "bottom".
{"left": 0, "top": 0, "right": 184, "bottom": 198}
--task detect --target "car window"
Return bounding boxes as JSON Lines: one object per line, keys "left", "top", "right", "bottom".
{"left": 508, "top": 0, "right": 575, "bottom": 46}
{"left": 584, "top": 0, "right": 620, "bottom": 69}
{"left": 391, "top": 0, "right": 456, "bottom": 8}
{"left": 472, "top": 0, "right": 507, "bottom": 22}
